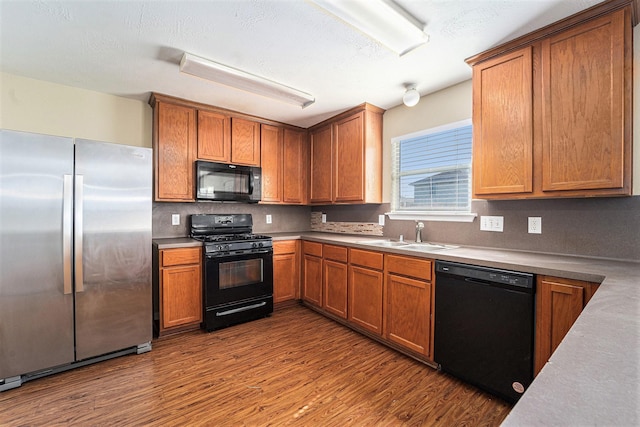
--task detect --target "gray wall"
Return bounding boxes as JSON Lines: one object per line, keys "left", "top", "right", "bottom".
{"left": 313, "top": 196, "right": 640, "bottom": 262}
{"left": 153, "top": 202, "right": 310, "bottom": 238}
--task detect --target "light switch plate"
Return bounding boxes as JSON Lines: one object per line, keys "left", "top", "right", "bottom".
{"left": 528, "top": 217, "right": 542, "bottom": 234}
{"left": 322, "top": 214, "right": 327, "bottom": 223}
{"left": 378, "top": 214, "right": 385, "bottom": 226}
{"left": 266, "top": 214, "right": 272, "bottom": 224}
{"left": 480, "top": 215, "right": 504, "bottom": 232}
{"left": 171, "top": 214, "right": 180, "bottom": 226}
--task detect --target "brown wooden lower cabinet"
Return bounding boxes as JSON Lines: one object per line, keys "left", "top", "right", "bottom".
{"left": 158, "top": 247, "right": 202, "bottom": 336}
{"left": 385, "top": 254, "right": 434, "bottom": 359}
{"left": 323, "top": 245, "right": 348, "bottom": 319}
{"left": 348, "top": 266, "right": 384, "bottom": 334}
{"left": 272, "top": 240, "right": 299, "bottom": 305}
{"left": 348, "top": 249, "right": 384, "bottom": 335}
{"left": 300, "top": 240, "right": 602, "bottom": 372}
{"left": 534, "top": 275, "right": 599, "bottom": 375}
{"left": 302, "top": 241, "right": 323, "bottom": 308}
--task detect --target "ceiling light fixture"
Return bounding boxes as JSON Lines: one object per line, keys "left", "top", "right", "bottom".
{"left": 403, "top": 85, "right": 420, "bottom": 107}
{"left": 179, "top": 53, "right": 315, "bottom": 108}
{"left": 308, "top": 0, "right": 428, "bottom": 56}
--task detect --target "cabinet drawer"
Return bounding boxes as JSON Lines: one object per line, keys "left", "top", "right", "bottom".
{"left": 303, "top": 241, "right": 323, "bottom": 257}
{"left": 350, "top": 248, "right": 383, "bottom": 270}
{"left": 273, "top": 240, "right": 297, "bottom": 255}
{"left": 161, "top": 247, "right": 201, "bottom": 267}
{"left": 385, "top": 254, "right": 432, "bottom": 281}
{"left": 323, "top": 244, "right": 348, "bottom": 262}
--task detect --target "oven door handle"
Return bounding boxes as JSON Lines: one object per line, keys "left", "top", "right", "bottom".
{"left": 206, "top": 250, "right": 273, "bottom": 259}
{"left": 216, "top": 301, "right": 267, "bottom": 317}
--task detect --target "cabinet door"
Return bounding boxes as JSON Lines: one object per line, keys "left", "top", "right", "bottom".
{"left": 386, "top": 273, "right": 431, "bottom": 357}
{"left": 197, "top": 110, "right": 231, "bottom": 162}
{"left": 302, "top": 254, "right": 323, "bottom": 307}
{"left": 472, "top": 46, "right": 533, "bottom": 196}
{"left": 309, "top": 124, "right": 333, "bottom": 203}
{"left": 334, "top": 112, "right": 364, "bottom": 202}
{"left": 323, "top": 260, "right": 348, "bottom": 319}
{"left": 155, "top": 102, "right": 196, "bottom": 201}
{"left": 273, "top": 253, "right": 298, "bottom": 303}
{"left": 261, "top": 124, "right": 283, "bottom": 203}
{"left": 282, "top": 128, "right": 308, "bottom": 204}
{"left": 541, "top": 10, "right": 628, "bottom": 193}
{"left": 535, "top": 276, "right": 598, "bottom": 375}
{"left": 231, "top": 118, "right": 261, "bottom": 166}
{"left": 348, "top": 265, "right": 383, "bottom": 335}
{"left": 161, "top": 264, "right": 202, "bottom": 330}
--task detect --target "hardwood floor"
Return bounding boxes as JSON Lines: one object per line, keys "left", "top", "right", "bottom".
{"left": 1, "top": 305, "right": 511, "bottom": 426}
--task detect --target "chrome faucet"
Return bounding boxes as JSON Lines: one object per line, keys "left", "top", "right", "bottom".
{"left": 415, "top": 221, "right": 424, "bottom": 243}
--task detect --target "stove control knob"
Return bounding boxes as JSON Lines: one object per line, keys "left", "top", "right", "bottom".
{"left": 224, "top": 244, "right": 230, "bottom": 251}
{"left": 251, "top": 242, "right": 258, "bottom": 248}
{"left": 257, "top": 242, "right": 264, "bottom": 248}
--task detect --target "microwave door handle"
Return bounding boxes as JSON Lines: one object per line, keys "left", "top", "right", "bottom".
{"left": 248, "top": 172, "right": 254, "bottom": 195}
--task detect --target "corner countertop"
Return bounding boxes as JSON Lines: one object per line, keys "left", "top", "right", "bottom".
{"left": 153, "top": 231, "right": 640, "bottom": 424}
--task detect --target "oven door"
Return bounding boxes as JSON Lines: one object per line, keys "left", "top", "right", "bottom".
{"left": 204, "top": 249, "right": 273, "bottom": 308}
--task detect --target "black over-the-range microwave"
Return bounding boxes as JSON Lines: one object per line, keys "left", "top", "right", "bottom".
{"left": 195, "top": 160, "right": 262, "bottom": 203}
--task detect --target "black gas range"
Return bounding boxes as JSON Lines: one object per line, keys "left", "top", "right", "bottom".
{"left": 190, "top": 214, "right": 273, "bottom": 331}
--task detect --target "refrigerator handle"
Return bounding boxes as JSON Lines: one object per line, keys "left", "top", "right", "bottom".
{"left": 63, "top": 175, "right": 73, "bottom": 295}
{"left": 74, "top": 175, "right": 84, "bottom": 293}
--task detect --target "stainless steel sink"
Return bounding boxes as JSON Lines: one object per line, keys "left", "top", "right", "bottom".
{"left": 403, "top": 243, "right": 458, "bottom": 252}
{"left": 355, "top": 239, "right": 409, "bottom": 247}
{"left": 355, "top": 240, "right": 457, "bottom": 251}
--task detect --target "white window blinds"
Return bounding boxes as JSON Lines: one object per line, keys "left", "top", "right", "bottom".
{"left": 391, "top": 120, "right": 472, "bottom": 213}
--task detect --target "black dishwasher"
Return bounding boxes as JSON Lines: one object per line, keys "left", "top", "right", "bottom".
{"left": 434, "top": 260, "right": 535, "bottom": 403}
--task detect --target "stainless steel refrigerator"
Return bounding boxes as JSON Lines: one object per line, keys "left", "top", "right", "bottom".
{"left": 0, "top": 129, "right": 152, "bottom": 391}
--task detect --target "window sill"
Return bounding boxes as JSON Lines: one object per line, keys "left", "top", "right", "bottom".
{"left": 386, "top": 212, "right": 477, "bottom": 223}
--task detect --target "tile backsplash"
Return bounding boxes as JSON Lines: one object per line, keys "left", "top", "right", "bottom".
{"left": 310, "top": 212, "right": 383, "bottom": 236}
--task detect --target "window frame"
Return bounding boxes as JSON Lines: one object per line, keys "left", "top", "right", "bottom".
{"left": 387, "top": 118, "right": 477, "bottom": 223}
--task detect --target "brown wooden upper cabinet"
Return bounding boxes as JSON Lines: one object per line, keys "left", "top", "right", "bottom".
{"left": 197, "top": 110, "right": 231, "bottom": 162}
{"left": 197, "top": 111, "right": 260, "bottom": 166}
{"left": 151, "top": 94, "right": 383, "bottom": 204}
{"left": 261, "top": 124, "right": 308, "bottom": 204}
{"left": 151, "top": 97, "right": 197, "bottom": 202}
{"left": 231, "top": 118, "right": 261, "bottom": 166}
{"left": 308, "top": 103, "right": 384, "bottom": 204}
{"left": 468, "top": 3, "right": 634, "bottom": 199}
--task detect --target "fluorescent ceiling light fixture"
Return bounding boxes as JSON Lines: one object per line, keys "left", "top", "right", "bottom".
{"left": 309, "top": 0, "right": 428, "bottom": 56}
{"left": 180, "top": 53, "right": 315, "bottom": 108}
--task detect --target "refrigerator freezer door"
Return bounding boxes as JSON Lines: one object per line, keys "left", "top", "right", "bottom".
{"left": 0, "top": 130, "right": 75, "bottom": 378}
{"left": 73, "top": 139, "right": 152, "bottom": 361}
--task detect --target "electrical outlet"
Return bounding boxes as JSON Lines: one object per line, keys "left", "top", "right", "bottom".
{"left": 322, "top": 214, "right": 327, "bottom": 223}
{"left": 266, "top": 214, "right": 272, "bottom": 224}
{"left": 171, "top": 214, "right": 180, "bottom": 226}
{"left": 480, "top": 215, "right": 504, "bottom": 232}
{"left": 528, "top": 217, "right": 542, "bottom": 234}
{"left": 378, "top": 214, "right": 385, "bottom": 226}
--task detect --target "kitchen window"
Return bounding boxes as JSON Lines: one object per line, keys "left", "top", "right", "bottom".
{"left": 388, "top": 119, "right": 476, "bottom": 222}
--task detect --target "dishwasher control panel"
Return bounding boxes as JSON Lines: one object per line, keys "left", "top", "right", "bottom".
{"left": 436, "top": 261, "right": 534, "bottom": 289}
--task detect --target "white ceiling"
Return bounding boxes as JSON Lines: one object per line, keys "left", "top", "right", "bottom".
{"left": 0, "top": 0, "right": 602, "bottom": 128}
